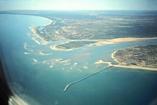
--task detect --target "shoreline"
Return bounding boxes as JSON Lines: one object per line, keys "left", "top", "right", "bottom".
{"left": 94, "top": 59, "right": 157, "bottom": 71}
{"left": 42, "top": 18, "right": 53, "bottom": 26}
{"left": 29, "top": 17, "right": 53, "bottom": 45}
{"left": 29, "top": 21, "right": 157, "bottom": 49}
{"left": 111, "top": 50, "right": 119, "bottom": 63}
{"left": 113, "top": 64, "right": 157, "bottom": 71}
{"left": 94, "top": 60, "right": 112, "bottom": 66}
{"left": 30, "top": 23, "right": 157, "bottom": 71}
{"left": 50, "top": 45, "right": 75, "bottom": 51}
{"left": 91, "top": 37, "right": 157, "bottom": 46}
{"left": 111, "top": 49, "right": 157, "bottom": 71}
{"left": 29, "top": 26, "right": 49, "bottom": 45}
{"left": 49, "top": 37, "right": 157, "bottom": 51}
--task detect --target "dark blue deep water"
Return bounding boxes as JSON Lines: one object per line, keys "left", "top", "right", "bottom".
{"left": 0, "top": 13, "right": 157, "bottom": 105}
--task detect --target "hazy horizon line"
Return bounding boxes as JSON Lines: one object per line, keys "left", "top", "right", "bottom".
{"left": 1, "top": 9, "right": 157, "bottom": 11}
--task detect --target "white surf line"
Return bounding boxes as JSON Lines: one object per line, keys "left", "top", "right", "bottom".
{"left": 63, "top": 66, "right": 112, "bottom": 92}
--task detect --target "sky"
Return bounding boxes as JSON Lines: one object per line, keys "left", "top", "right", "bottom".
{"left": 0, "top": 0, "right": 157, "bottom": 10}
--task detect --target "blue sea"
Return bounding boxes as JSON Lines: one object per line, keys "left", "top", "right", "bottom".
{"left": 0, "top": 14, "right": 157, "bottom": 105}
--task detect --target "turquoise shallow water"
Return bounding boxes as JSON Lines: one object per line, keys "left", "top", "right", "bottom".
{"left": 0, "top": 14, "right": 157, "bottom": 105}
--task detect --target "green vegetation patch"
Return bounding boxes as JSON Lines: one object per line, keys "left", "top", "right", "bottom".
{"left": 56, "top": 41, "right": 96, "bottom": 49}
{"left": 114, "top": 45, "right": 157, "bottom": 68}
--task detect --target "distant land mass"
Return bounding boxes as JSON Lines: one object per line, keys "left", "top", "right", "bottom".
{"left": 37, "top": 10, "right": 157, "bottom": 41}
{"left": 112, "top": 45, "right": 157, "bottom": 68}
{"left": 1, "top": 10, "right": 157, "bottom": 41}
{"left": 1, "top": 10, "right": 157, "bottom": 66}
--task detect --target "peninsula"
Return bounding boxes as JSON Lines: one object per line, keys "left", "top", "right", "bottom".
{"left": 112, "top": 45, "right": 157, "bottom": 71}
{"left": 3, "top": 10, "right": 157, "bottom": 51}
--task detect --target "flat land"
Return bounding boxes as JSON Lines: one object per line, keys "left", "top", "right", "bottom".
{"left": 3, "top": 10, "right": 157, "bottom": 41}
{"left": 91, "top": 37, "right": 157, "bottom": 46}
{"left": 41, "top": 13, "right": 157, "bottom": 41}
{"left": 50, "top": 41, "right": 96, "bottom": 51}
{"left": 2, "top": 11, "right": 157, "bottom": 70}
{"left": 112, "top": 45, "right": 157, "bottom": 70}
{"left": 3, "top": 10, "right": 157, "bottom": 50}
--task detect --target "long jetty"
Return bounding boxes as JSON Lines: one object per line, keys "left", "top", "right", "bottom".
{"left": 63, "top": 66, "right": 112, "bottom": 92}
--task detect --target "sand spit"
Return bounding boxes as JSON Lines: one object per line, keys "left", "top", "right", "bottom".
{"left": 29, "top": 26, "right": 49, "bottom": 45}
{"left": 113, "top": 65, "right": 157, "bottom": 71}
{"left": 50, "top": 45, "right": 74, "bottom": 51}
{"left": 94, "top": 60, "right": 112, "bottom": 66}
{"left": 29, "top": 17, "right": 53, "bottom": 45}
{"left": 91, "top": 37, "right": 157, "bottom": 46}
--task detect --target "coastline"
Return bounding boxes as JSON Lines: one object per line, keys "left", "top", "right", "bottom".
{"left": 113, "top": 65, "right": 157, "bottom": 71}
{"left": 111, "top": 50, "right": 119, "bottom": 63}
{"left": 111, "top": 49, "right": 157, "bottom": 71}
{"left": 91, "top": 37, "right": 157, "bottom": 46}
{"left": 30, "top": 24, "right": 157, "bottom": 70}
{"left": 50, "top": 45, "right": 74, "bottom": 51}
{"left": 41, "top": 18, "right": 53, "bottom": 26}
{"left": 49, "top": 37, "right": 157, "bottom": 51}
{"left": 94, "top": 60, "right": 112, "bottom": 66}
{"left": 29, "top": 20, "right": 157, "bottom": 50}
{"left": 29, "top": 17, "right": 53, "bottom": 45}
{"left": 29, "top": 26, "right": 49, "bottom": 45}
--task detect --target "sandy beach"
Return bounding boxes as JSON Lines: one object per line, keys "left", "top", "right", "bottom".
{"left": 29, "top": 17, "right": 53, "bottom": 45}
{"left": 91, "top": 37, "right": 157, "bottom": 46}
{"left": 94, "top": 60, "right": 112, "bottom": 66}
{"left": 41, "top": 18, "right": 53, "bottom": 26}
{"left": 111, "top": 50, "right": 119, "bottom": 63}
{"left": 111, "top": 49, "right": 157, "bottom": 71}
{"left": 29, "top": 26, "right": 49, "bottom": 45}
{"left": 30, "top": 22, "right": 157, "bottom": 71}
{"left": 50, "top": 45, "right": 74, "bottom": 51}
{"left": 113, "top": 65, "right": 157, "bottom": 71}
